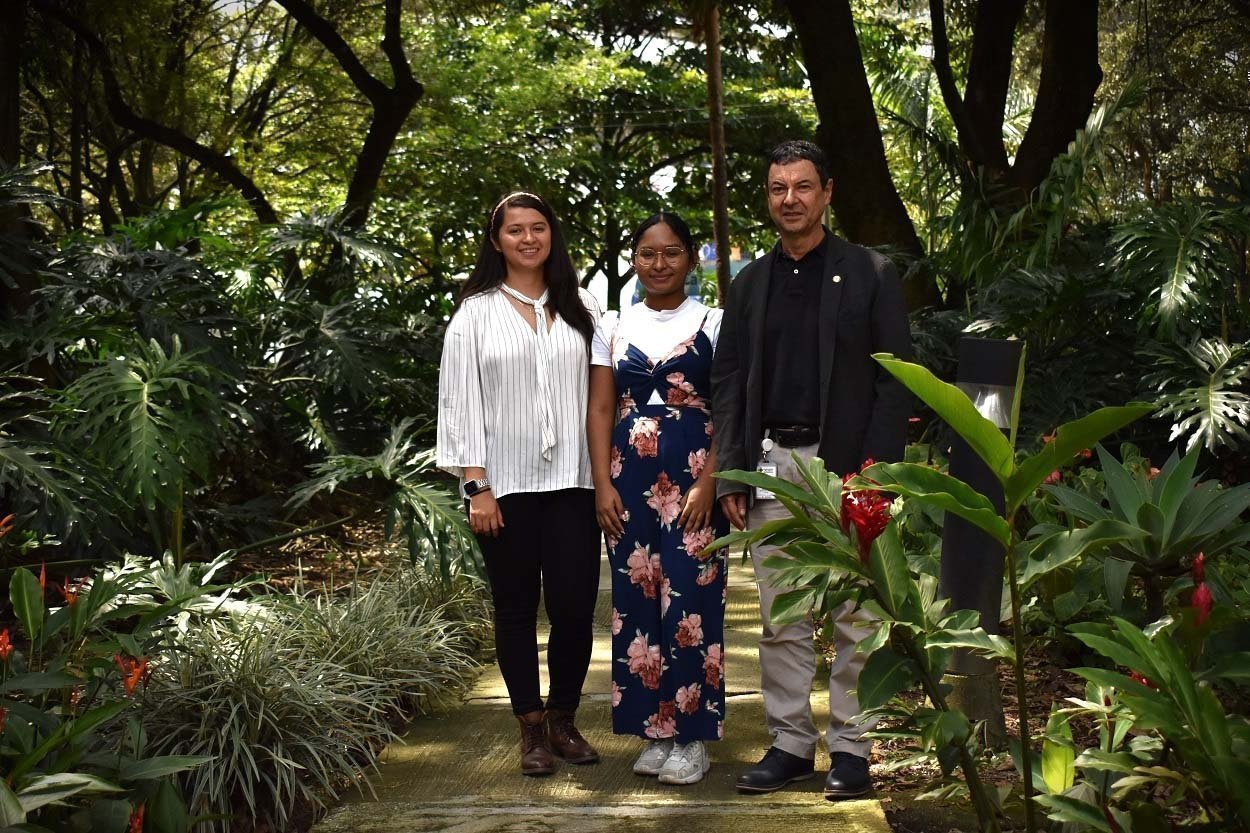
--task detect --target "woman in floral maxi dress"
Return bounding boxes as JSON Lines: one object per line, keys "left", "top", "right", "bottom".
{"left": 587, "top": 213, "right": 729, "bottom": 786}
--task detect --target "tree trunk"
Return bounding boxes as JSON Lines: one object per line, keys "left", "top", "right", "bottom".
{"left": 68, "top": 35, "right": 85, "bottom": 229}
{"left": 781, "top": 0, "right": 939, "bottom": 310}
{"left": 341, "top": 94, "right": 421, "bottom": 229}
{"left": 1007, "top": 0, "right": 1102, "bottom": 194}
{"left": 704, "top": 3, "right": 732, "bottom": 306}
{"left": 0, "top": 0, "right": 37, "bottom": 320}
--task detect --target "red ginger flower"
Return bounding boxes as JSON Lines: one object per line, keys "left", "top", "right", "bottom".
{"left": 1043, "top": 470, "right": 1062, "bottom": 486}
{"left": 38, "top": 563, "right": 46, "bottom": 593}
{"left": 1192, "top": 552, "right": 1206, "bottom": 583}
{"left": 128, "top": 802, "right": 145, "bottom": 833}
{"left": 114, "top": 654, "right": 150, "bottom": 697}
{"left": 1193, "top": 582, "right": 1214, "bottom": 627}
{"left": 0, "top": 629, "right": 11, "bottom": 662}
{"left": 1129, "top": 670, "right": 1156, "bottom": 689}
{"left": 840, "top": 459, "right": 893, "bottom": 564}
{"left": 0, "top": 514, "right": 14, "bottom": 539}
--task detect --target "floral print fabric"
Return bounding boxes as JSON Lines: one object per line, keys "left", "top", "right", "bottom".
{"left": 608, "top": 318, "right": 728, "bottom": 741}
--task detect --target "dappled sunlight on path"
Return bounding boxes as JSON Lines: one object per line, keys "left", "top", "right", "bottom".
{"left": 315, "top": 555, "right": 890, "bottom": 833}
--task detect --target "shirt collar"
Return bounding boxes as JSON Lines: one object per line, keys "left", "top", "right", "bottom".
{"left": 773, "top": 227, "right": 832, "bottom": 265}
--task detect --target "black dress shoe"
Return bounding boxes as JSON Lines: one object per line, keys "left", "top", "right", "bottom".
{"left": 824, "top": 751, "right": 872, "bottom": 799}
{"left": 735, "top": 747, "right": 816, "bottom": 793}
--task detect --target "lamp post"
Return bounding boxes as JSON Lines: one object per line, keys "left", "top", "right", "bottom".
{"left": 938, "top": 336, "right": 1024, "bottom": 747}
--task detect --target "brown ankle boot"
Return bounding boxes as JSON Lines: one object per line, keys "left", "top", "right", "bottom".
{"left": 517, "top": 712, "right": 556, "bottom": 776}
{"left": 545, "top": 708, "right": 600, "bottom": 764}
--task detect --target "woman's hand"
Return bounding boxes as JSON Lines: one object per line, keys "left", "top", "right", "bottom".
{"left": 679, "top": 481, "right": 714, "bottom": 532}
{"left": 595, "top": 484, "right": 626, "bottom": 537}
{"left": 468, "top": 491, "right": 504, "bottom": 537}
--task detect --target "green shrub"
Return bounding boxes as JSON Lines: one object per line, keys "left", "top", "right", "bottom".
{"left": 140, "top": 560, "right": 490, "bottom": 832}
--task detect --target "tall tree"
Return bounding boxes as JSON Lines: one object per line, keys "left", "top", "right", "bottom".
{"left": 271, "top": 0, "right": 423, "bottom": 230}
{"left": 929, "top": 0, "right": 1103, "bottom": 194}
{"left": 781, "top": 0, "right": 935, "bottom": 309}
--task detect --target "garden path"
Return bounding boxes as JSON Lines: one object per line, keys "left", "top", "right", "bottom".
{"left": 315, "top": 554, "right": 891, "bottom": 833}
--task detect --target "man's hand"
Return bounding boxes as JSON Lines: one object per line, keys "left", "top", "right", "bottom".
{"left": 719, "top": 493, "right": 747, "bottom": 530}
{"left": 468, "top": 491, "right": 504, "bottom": 537}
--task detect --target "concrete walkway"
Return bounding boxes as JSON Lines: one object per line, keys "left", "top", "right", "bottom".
{"left": 316, "top": 555, "right": 890, "bottom": 833}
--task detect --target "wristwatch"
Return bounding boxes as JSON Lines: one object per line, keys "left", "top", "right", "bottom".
{"left": 463, "top": 477, "right": 491, "bottom": 498}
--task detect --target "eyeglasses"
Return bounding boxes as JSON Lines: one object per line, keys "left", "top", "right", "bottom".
{"left": 633, "top": 246, "right": 688, "bottom": 266}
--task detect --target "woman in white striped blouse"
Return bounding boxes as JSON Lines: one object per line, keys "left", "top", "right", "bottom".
{"left": 436, "top": 192, "right": 603, "bottom": 777}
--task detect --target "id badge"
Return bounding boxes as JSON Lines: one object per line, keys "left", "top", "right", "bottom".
{"left": 755, "top": 462, "right": 778, "bottom": 500}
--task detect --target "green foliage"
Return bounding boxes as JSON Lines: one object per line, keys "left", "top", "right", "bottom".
{"left": 1063, "top": 617, "right": 1250, "bottom": 831}
{"left": 289, "top": 419, "right": 483, "bottom": 579}
{"left": 59, "top": 337, "right": 225, "bottom": 515}
{"left": 715, "top": 355, "right": 1157, "bottom": 833}
{"left": 139, "top": 560, "right": 490, "bottom": 832}
{"left": 1039, "top": 445, "right": 1250, "bottom": 616}
{"left": 1145, "top": 338, "right": 1250, "bottom": 453}
{"left": 0, "top": 559, "right": 225, "bottom": 831}
{"left": 713, "top": 461, "right": 1011, "bottom": 830}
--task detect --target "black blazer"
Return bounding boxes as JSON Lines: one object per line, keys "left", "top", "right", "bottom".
{"left": 711, "top": 232, "right": 913, "bottom": 497}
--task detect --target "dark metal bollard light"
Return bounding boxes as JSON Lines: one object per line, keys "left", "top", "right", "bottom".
{"left": 938, "top": 336, "right": 1025, "bottom": 746}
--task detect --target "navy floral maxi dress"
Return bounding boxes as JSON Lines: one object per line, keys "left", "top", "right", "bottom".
{"left": 607, "top": 316, "right": 729, "bottom": 742}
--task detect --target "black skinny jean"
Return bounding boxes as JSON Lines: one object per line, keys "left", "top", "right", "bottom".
{"left": 476, "top": 488, "right": 600, "bottom": 715}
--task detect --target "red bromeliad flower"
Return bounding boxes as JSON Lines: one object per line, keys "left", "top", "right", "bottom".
{"left": 1128, "top": 670, "right": 1156, "bottom": 689}
{"left": 114, "top": 654, "right": 150, "bottom": 697}
{"left": 1193, "top": 582, "right": 1214, "bottom": 627}
{"left": 840, "top": 459, "right": 893, "bottom": 564}
{"left": 38, "top": 563, "right": 46, "bottom": 593}
{"left": 1192, "top": 552, "right": 1206, "bottom": 583}
{"left": 128, "top": 802, "right": 145, "bottom": 833}
{"left": 0, "top": 629, "right": 11, "bottom": 662}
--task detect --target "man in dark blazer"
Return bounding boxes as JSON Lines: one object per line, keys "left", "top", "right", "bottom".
{"left": 711, "top": 140, "right": 912, "bottom": 799}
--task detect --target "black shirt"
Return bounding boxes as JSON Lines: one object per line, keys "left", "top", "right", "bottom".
{"left": 762, "top": 232, "right": 828, "bottom": 428}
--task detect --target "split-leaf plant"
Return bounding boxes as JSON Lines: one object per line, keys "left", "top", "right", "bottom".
{"left": 711, "top": 354, "right": 1152, "bottom": 833}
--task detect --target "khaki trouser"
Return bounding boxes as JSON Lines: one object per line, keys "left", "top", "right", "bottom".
{"left": 747, "top": 442, "right": 876, "bottom": 760}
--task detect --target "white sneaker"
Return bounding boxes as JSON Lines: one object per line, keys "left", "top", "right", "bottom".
{"left": 657, "top": 740, "right": 710, "bottom": 785}
{"left": 633, "top": 739, "right": 674, "bottom": 775}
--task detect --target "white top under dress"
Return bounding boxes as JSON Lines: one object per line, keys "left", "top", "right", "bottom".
{"left": 591, "top": 297, "right": 723, "bottom": 405}
{"left": 436, "top": 287, "right": 601, "bottom": 499}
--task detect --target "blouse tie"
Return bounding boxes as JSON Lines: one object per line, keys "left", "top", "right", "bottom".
{"left": 499, "top": 283, "right": 557, "bottom": 461}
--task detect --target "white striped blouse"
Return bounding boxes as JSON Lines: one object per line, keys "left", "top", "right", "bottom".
{"left": 436, "top": 287, "right": 601, "bottom": 499}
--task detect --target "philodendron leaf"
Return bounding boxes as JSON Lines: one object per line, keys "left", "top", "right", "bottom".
{"left": 1006, "top": 404, "right": 1154, "bottom": 511}
{"left": 872, "top": 354, "right": 1016, "bottom": 482}
{"left": 1019, "top": 520, "right": 1148, "bottom": 588}
{"left": 863, "top": 462, "right": 1011, "bottom": 547}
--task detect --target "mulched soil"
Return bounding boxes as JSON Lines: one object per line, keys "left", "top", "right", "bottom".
{"left": 871, "top": 643, "right": 1105, "bottom": 832}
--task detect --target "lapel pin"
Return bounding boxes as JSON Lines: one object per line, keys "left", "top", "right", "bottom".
{"left": 832, "top": 274, "right": 842, "bottom": 283}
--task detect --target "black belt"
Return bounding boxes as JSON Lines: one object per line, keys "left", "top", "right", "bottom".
{"left": 765, "top": 425, "right": 820, "bottom": 447}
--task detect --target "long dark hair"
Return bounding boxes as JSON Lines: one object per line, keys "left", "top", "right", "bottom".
{"left": 453, "top": 192, "right": 595, "bottom": 347}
